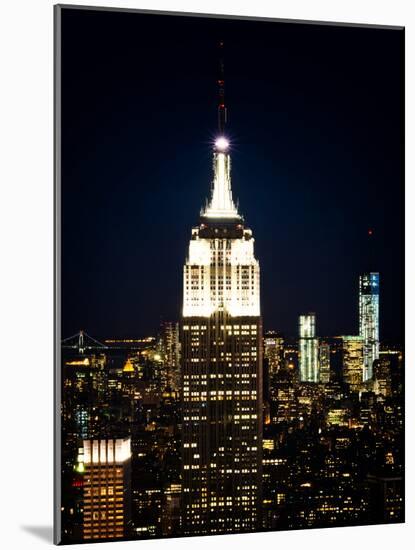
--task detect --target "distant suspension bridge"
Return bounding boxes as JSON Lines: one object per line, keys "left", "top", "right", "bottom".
{"left": 61, "top": 330, "right": 108, "bottom": 353}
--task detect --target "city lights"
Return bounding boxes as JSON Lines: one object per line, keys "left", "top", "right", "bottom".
{"left": 58, "top": 27, "right": 403, "bottom": 546}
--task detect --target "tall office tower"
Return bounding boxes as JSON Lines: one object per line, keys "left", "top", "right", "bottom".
{"left": 319, "top": 341, "right": 331, "bottom": 384}
{"left": 264, "top": 331, "right": 284, "bottom": 377}
{"left": 81, "top": 438, "right": 132, "bottom": 541}
{"left": 160, "top": 321, "right": 181, "bottom": 392}
{"left": 181, "top": 45, "right": 263, "bottom": 535}
{"left": 274, "top": 384, "right": 298, "bottom": 424}
{"left": 342, "top": 336, "right": 364, "bottom": 391}
{"left": 299, "top": 314, "right": 319, "bottom": 382}
{"left": 373, "top": 356, "right": 392, "bottom": 397}
{"left": 161, "top": 483, "right": 182, "bottom": 536}
{"left": 359, "top": 272, "right": 380, "bottom": 381}
{"left": 62, "top": 353, "right": 107, "bottom": 450}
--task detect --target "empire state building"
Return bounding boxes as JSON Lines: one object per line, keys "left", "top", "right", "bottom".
{"left": 181, "top": 57, "right": 263, "bottom": 535}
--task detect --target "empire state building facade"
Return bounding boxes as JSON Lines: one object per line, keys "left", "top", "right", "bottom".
{"left": 181, "top": 133, "right": 263, "bottom": 535}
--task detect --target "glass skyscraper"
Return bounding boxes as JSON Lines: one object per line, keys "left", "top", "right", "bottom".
{"left": 299, "top": 313, "right": 319, "bottom": 382}
{"left": 359, "top": 272, "right": 380, "bottom": 381}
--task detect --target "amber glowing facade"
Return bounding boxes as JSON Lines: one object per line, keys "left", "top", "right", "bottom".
{"left": 342, "top": 336, "right": 364, "bottom": 391}
{"left": 181, "top": 138, "right": 263, "bottom": 535}
{"left": 81, "top": 438, "right": 132, "bottom": 540}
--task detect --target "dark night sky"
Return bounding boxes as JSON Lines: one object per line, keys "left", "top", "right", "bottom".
{"left": 60, "top": 7, "right": 404, "bottom": 343}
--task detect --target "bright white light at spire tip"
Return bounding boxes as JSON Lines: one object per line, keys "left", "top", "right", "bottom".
{"left": 215, "top": 136, "right": 229, "bottom": 151}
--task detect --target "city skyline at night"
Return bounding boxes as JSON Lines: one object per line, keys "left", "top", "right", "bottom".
{"left": 56, "top": 5, "right": 404, "bottom": 545}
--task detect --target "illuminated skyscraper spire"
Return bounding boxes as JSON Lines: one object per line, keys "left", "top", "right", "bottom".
{"left": 359, "top": 229, "right": 379, "bottom": 382}
{"left": 181, "top": 41, "right": 262, "bottom": 535}
{"left": 203, "top": 41, "right": 239, "bottom": 220}
{"left": 204, "top": 143, "right": 239, "bottom": 218}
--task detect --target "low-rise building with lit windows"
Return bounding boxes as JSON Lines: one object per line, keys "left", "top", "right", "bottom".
{"left": 81, "top": 438, "right": 132, "bottom": 540}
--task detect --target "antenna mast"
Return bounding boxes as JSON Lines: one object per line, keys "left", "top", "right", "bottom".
{"left": 217, "top": 40, "right": 227, "bottom": 134}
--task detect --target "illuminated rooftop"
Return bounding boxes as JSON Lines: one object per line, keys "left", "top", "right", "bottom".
{"left": 123, "top": 357, "right": 135, "bottom": 373}
{"left": 202, "top": 139, "right": 240, "bottom": 220}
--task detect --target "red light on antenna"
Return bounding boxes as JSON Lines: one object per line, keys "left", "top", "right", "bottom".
{"left": 368, "top": 229, "right": 373, "bottom": 236}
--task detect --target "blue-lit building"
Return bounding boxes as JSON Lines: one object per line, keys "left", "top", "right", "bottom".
{"left": 359, "top": 273, "right": 380, "bottom": 381}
